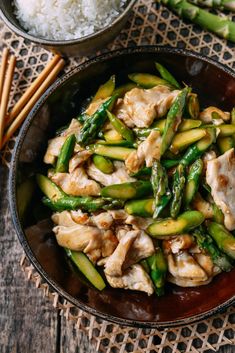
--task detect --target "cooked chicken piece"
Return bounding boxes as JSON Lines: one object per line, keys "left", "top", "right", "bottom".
{"left": 85, "top": 98, "right": 108, "bottom": 116}
{"left": 125, "top": 215, "right": 153, "bottom": 230}
{"left": 206, "top": 148, "right": 235, "bottom": 230}
{"left": 125, "top": 130, "right": 161, "bottom": 173}
{"left": 199, "top": 107, "right": 230, "bottom": 124}
{"left": 70, "top": 210, "right": 90, "bottom": 225}
{"left": 87, "top": 161, "right": 135, "bottom": 186}
{"left": 193, "top": 253, "right": 214, "bottom": 277}
{"left": 167, "top": 251, "right": 208, "bottom": 282}
{"left": 167, "top": 274, "right": 212, "bottom": 287}
{"left": 108, "top": 209, "right": 128, "bottom": 220}
{"left": 113, "top": 86, "right": 179, "bottom": 128}
{"left": 51, "top": 167, "right": 101, "bottom": 196}
{"left": 92, "top": 212, "right": 114, "bottom": 230}
{"left": 104, "top": 230, "right": 139, "bottom": 276}
{"left": 44, "top": 136, "right": 66, "bottom": 164}
{"left": 163, "top": 235, "right": 194, "bottom": 254}
{"left": 52, "top": 211, "right": 78, "bottom": 227}
{"left": 69, "top": 150, "right": 92, "bottom": 173}
{"left": 192, "top": 193, "right": 214, "bottom": 219}
{"left": 202, "top": 150, "right": 217, "bottom": 174}
{"left": 53, "top": 223, "right": 117, "bottom": 263}
{"left": 105, "top": 264, "right": 154, "bottom": 295}
{"left": 123, "top": 231, "right": 155, "bottom": 269}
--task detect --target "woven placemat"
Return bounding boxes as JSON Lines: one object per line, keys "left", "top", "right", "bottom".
{"left": 1, "top": 1, "right": 235, "bottom": 352}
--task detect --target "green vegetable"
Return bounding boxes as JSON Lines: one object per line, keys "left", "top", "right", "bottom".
{"left": 188, "top": 0, "right": 235, "bottom": 12}
{"left": 125, "top": 198, "right": 154, "bottom": 217}
{"left": 207, "top": 222, "right": 235, "bottom": 259}
{"left": 219, "top": 124, "right": 235, "bottom": 137}
{"left": 180, "top": 128, "right": 216, "bottom": 166}
{"left": 104, "top": 129, "right": 123, "bottom": 143}
{"left": 193, "top": 227, "right": 233, "bottom": 272}
{"left": 155, "top": 62, "right": 181, "bottom": 88}
{"left": 160, "top": 87, "right": 190, "bottom": 156}
{"left": 88, "top": 144, "right": 135, "bottom": 160}
{"left": 101, "top": 181, "right": 152, "bottom": 200}
{"left": 147, "top": 210, "right": 205, "bottom": 238}
{"left": 17, "top": 179, "right": 35, "bottom": 221}
{"left": 78, "top": 95, "right": 118, "bottom": 146}
{"left": 133, "top": 127, "right": 160, "bottom": 140}
{"left": 113, "top": 82, "right": 137, "bottom": 97}
{"left": 77, "top": 113, "right": 89, "bottom": 124}
{"left": 178, "top": 119, "right": 202, "bottom": 132}
{"left": 161, "top": 159, "right": 180, "bottom": 169}
{"left": 66, "top": 249, "right": 106, "bottom": 290}
{"left": 130, "top": 166, "right": 152, "bottom": 177}
{"left": 170, "top": 128, "right": 206, "bottom": 154}
{"left": 92, "top": 75, "right": 115, "bottom": 102}
{"left": 184, "top": 158, "right": 203, "bottom": 208}
{"left": 147, "top": 248, "right": 168, "bottom": 296}
{"left": 151, "top": 160, "right": 171, "bottom": 219}
{"left": 55, "top": 134, "right": 76, "bottom": 173}
{"left": 107, "top": 110, "right": 134, "bottom": 142}
{"left": 161, "top": 0, "right": 235, "bottom": 42}
{"left": 93, "top": 154, "right": 114, "bottom": 174}
{"left": 217, "top": 136, "right": 235, "bottom": 154}
{"left": 212, "top": 203, "right": 224, "bottom": 224}
{"left": 186, "top": 93, "right": 200, "bottom": 119}
{"left": 128, "top": 73, "right": 173, "bottom": 89}
{"left": 170, "top": 164, "right": 186, "bottom": 218}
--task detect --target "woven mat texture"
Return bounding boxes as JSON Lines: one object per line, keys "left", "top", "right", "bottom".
{"left": 1, "top": 1, "right": 235, "bottom": 352}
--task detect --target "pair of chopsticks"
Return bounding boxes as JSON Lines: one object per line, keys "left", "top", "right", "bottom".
{"left": 0, "top": 49, "right": 65, "bottom": 150}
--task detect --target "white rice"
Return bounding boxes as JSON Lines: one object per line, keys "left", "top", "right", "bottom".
{"left": 14, "top": 0, "right": 126, "bottom": 41}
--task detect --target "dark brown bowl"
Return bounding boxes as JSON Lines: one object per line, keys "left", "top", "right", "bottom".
{"left": 9, "top": 47, "right": 235, "bottom": 328}
{"left": 0, "top": 0, "right": 136, "bottom": 57}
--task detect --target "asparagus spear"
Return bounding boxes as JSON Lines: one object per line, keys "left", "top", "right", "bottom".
{"left": 113, "top": 82, "right": 137, "bottom": 97}
{"left": 186, "top": 93, "right": 200, "bottom": 119}
{"left": 160, "top": 87, "right": 190, "bottom": 156}
{"left": 147, "top": 210, "right": 205, "bottom": 238}
{"left": 218, "top": 124, "right": 235, "bottom": 136}
{"left": 104, "top": 129, "right": 123, "bottom": 143}
{"left": 131, "top": 166, "right": 152, "bottom": 177}
{"left": 125, "top": 198, "right": 154, "bottom": 217}
{"left": 184, "top": 158, "right": 203, "bottom": 208}
{"left": 92, "top": 75, "right": 115, "bottom": 102}
{"left": 147, "top": 248, "right": 168, "bottom": 296}
{"left": 161, "top": 159, "right": 180, "bottom": 169}
{"left": 170, "top": 164, "right": 186, "bottom": 218}
{"left": 151, "top": 160, "right": 171, "bottom": 219}
{"left": 93, "top": 154, "right": 114, "bottom": 174}
{"left": 180, "top": 127, "right": 216, "bottom": 166}
{"left": 217, "top": 136, "right": 234, "bottom": 154}
{"left": 161, "top": 0, "right": 235, "bottom": 42}
{"left": 207, "top": 222, "right": 235, "bottom": 259}
{"left": 193, "top": 227, "right": 233, "bottom": 272}
{"left": 170, "top": 128, "right": 206, "bottom": 154}
{"left": 155, "top": 62, "right": 181, "bottom": 89}
{"left": 189, "top": 0, "right": 235, "bottom": 12}
{"left": 78, "top": 95, "right": 118, "bottom": 146}
{"left": 65, "top": 249, "right": 106, "bottom": 290}
{"left": 55, "top": 134, "right": 76, "bottom": 173}
{"left": 128, "top": 73, "right": 173, "bottom": 89}
{"left": 88, "top": 144, "right": 135, "bottom": 160}
{"left": 101, "top": 181, "right": 152, "bottom": 200}
{"left": 107, "top": 110, "right": 134, "bottom": 143}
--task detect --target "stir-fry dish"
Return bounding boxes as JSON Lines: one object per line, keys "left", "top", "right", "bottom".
{"left": 37, "top": 62, "right": 235, "bottom": 295}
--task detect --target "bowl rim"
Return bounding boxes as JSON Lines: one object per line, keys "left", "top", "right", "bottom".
{"left": 0, "top": 0, "right": 137, "bottom": 46}
{"left": 9, "top": 46, "right": 235, "bottom": 329}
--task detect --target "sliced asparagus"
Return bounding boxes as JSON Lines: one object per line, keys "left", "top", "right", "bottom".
{"left": 92, "top": 75, "right": 115, "bottom": 102}
{"left": 113, "top": 82, "right": 137, "bottom": 97}
{"left": 107, "top": 110, "right": 134, "bottom": 143}
{"left": 104, "top": 129, "right": 123, "bottom": 143}
{"left": 170, "top": 128, "right": 206, "bottom": 154}
{"left": 93, "top": 154, "right": 114, "bottom": 174}
{"left": 131, "top": 166, "right": 152, "bottom": 177}
{"left": 125, "top": 198, "right": 154, "bottom": 217}
{"left": 65, "top": 249, "right": 106, "bottom": 290}
{"left": 184, "top": 158, "right": 203, "bottom": 208}
{"left": 186, "top": 93, "right": 200, "bottom": 119}
{"left": 189, "top": 0, "right": 235, "bottom": 12}
{"left": 170, "top": 164, "right": 186, "bottom": 218}
{"left": 101, "top": 181, "right": 152, "bottom": 200}
{"left": 147, "top": 210, "right": 205, "bottom": 238}
{"left": 78, "top": 95, "right": 118, "bottom": 146}
{"left": 219, "top": 124, "right": 235, "bottom": 137}
{"left": 155, "top": 62, "right": 181, "bottom": 89}
{"left": 217, "top": 136, "right": 234, "bottom": 154}
{"left": 193, "top": 227, "right": 233, "bottom": 272}
{"left": 160, "top": 87, "right": 190, "bottom": 156}
{"left": 207, "top": 222, "right": 235, "bottom": 259}
{"left": 161, "top": 0, "right": 235, "bottom": 42}
{"left": 128, "top": 73, "right": 173, "bottom": 89}
{"left": 88, "top": 144, "right": 135, "bottom": 160}
{"left": 55, "top": 134, "right": 76, "bottom": 173}
{"left": 161, "top": 159, "right": 180, "bottom": 169}
{"left": 151, "top": 160, "right": 171, "bottom": 219}
{"left": 147, "top": 248, "right": 168, "bottom": 296}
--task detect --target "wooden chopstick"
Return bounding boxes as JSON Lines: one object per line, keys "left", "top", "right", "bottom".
{"left": 0, "top": 48, "right": 9, "bottom": 104}
{"left": 0, "top": 55, "right": 16, "bottom": 149}
{"left": 2, "top": 58, "right": 65, "bottom": 149}
{"left": 7, "top": 54, "right": 61, "bottom": 126}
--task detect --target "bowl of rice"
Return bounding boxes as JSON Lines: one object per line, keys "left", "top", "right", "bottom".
{"left": 0, "top": 0, "right": 136, "bottom": 56}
